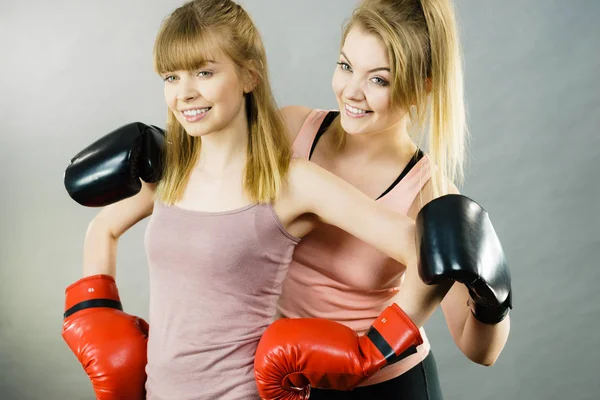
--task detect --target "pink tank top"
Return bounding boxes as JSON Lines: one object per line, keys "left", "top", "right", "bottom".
{"left": 278, "top": 109, "right": 432, "bottom": 386}
{"left": 145, "top": 202, "right": 299, "bottom": 399}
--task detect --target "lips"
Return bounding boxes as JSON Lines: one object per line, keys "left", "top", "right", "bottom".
{"left": 344, "top": 103, "right": 372, "bottom": 118}
{"left": 181, "top": 107, "right": 211, "bottom": 122}
{"left": 181, "top": 107, "right": 211, "bottom": 116}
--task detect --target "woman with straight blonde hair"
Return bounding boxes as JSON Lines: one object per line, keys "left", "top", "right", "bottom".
{"left": 265, "top": 0, "right": 512, "bottom": 398}
{"left": 59, "top": 0, "right": 496, "bottom": 399}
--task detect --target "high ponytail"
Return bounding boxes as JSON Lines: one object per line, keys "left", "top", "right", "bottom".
{"left": 421, "top": 0, "right": 467, "bottom": 196}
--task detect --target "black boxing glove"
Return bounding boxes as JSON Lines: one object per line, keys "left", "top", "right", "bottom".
{"left": 416, "top": 194, "right": 512, "bottom": 324}
{"left": 64, "top": 122, "right": 165, "bottom": 207}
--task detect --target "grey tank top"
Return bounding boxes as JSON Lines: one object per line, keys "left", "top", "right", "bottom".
{"left": 144, "top": 201, "right": 299, "bottom": 400}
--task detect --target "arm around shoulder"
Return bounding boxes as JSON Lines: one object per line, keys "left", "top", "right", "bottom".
{"left": 287, "top": 159, "right": 448, "bottom": 327}
{"left": 287, "top": 158, "right": 415, "bottom": 266}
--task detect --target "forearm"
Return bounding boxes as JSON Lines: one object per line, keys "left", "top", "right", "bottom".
{"left": 442, "top": 284, "right": 510, "bottom": 365}
{"left": 393, "top": 261, "right": 453, "bottom": 328}
{"left": 458, "top": 307, "right": 510, "bottom": 366}
{"left": 82, "top": 217, "right": 119, "bottom": 278}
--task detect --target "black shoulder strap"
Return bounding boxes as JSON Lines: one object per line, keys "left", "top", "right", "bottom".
{"left": 376, "top": 149, "right": 425, "bottom": 200}
{"left": 308, "top": 111, "right": 339, "bottom": 159}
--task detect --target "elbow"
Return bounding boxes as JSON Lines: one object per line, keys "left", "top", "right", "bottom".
{"left": 460, "top": 316, "right": 511, "bottom": 367}
{"left": 459, "top": 333, "right": 508, "bottom": 367}
{"left": 479, "top": 355, "right": 500, "bottom": 367}
{"left": 470, "top": 354, "right": 499, "bottom": 367}
{"left": 461, "top": 337, "right": 509, "bottom": 366}
{"left": 463, "top": 349, "right": 501, "bottom": 366}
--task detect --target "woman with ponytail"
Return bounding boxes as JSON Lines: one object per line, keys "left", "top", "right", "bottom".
{"left": 274, "top": 0, "right": 511, "bottom": 398}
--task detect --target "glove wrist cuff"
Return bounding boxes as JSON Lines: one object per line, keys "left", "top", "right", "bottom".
{"left": 64, "top": 275, "right": 122, "bottom": 318}
{"left": 362, "top": 304, "right": 423, "bottom": 373}
{"left": 470, "top": 300, "right": 510, "bottom": 325}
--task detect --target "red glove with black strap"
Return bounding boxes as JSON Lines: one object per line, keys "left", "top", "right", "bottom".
{"left": 254, "top": 303, "right": 422, "bottom": 400}
{"left": 62, "top": 275, "right": 148, "bottom": 400}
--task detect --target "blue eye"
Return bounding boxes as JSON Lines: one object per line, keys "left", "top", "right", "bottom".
{"left": 197, "top": 70, "right": 213, "bottom": 78}
{"left": 371, "top": 77, "right": 389, "bottom": 86}
{"left": 337, "top": 62, "right": 352, "bottom": 72}
{"left": 163, "top": 75, "right": 177, "bottom": 83}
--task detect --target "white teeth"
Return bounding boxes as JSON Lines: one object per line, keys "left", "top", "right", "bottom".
{"left": 183, "top": 108, "right": 210, "bottom": 116}
{"left": 345, "top": 104, "right": 368, "bottom": 114}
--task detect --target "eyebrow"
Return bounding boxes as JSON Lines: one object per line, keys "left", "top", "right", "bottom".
{"left": 340, "top": 52, "right": 390, "bottom": 73}
{"left": 161, "top": 60, "right": 219, "bottom": 75}
{"left": 199, "top": 60, "right": 218, "bottom": 66}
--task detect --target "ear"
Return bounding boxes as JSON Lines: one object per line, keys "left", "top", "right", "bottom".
{"left": 242, "top": 68, "right": 260, "bottom": 94}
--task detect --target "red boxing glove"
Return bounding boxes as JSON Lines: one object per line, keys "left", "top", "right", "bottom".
{"left": 254, "top": 304, "right": 422, "bottom": 399}
{"left": 62, "top": 275, "right": 148, "bottom": 400}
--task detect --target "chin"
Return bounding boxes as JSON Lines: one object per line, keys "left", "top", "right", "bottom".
{"left": 340, "top": 117, "right": 369, "bottom": 136}
{"left": 342, "top": 128, "right": 365, "bottom": 136}
{"left": 174, "top": 119, "right": 208, "bottom": 138}
{"left": 183, "top": 128, "right": 211, "bottom": 138}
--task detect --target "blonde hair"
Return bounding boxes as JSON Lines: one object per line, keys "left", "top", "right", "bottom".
{"left": 153, "top": 0, "right": 291, "bottom": 204}
{"left": 337, "top": 0, "right": 467, "bottom": 196}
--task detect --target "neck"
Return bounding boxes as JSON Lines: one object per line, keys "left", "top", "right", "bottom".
{"left": 196, "top": 108, "right": 249, "bottom": 174}
{"left": 340, "top": 117, "right": 417, "bottom": 163}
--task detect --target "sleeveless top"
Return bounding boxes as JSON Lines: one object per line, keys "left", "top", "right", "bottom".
{"left": 144, "top": 201, "right": 299, "bottom": 399}
{"left": 277, "top": 109, "right": 433, "bottom": 386}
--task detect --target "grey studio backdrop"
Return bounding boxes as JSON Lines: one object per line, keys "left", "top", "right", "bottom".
{"left": 0, "top": 0, "right": 598, "bottom": 399}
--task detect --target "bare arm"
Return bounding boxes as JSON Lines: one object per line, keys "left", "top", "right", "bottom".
{"left": 287, "top": 159, "right": 450, "bottom": 328}
{"left": 441, "top": 284, "right": 510, "bottom": 365}
{"left": 83, "top": 181, "right": 156, "bottom": 278}
{"left": 407, "top": 180, "right": 510, "bottom": 365}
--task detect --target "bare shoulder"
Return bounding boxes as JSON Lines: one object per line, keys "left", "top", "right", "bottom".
{"left": 407, "top": 179, "right": 460, "bottom": 220}
{"left": 278, "top": 105, "right": 313, "bottom": 143}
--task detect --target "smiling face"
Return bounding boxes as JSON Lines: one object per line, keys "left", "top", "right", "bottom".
{"left": 161, "top": 52, "right": 251, "bottom": 138}
{"left": 332, "top": 26, "right": 409, "bottom": 136}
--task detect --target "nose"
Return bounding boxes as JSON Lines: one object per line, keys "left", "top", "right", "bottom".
{"left": 343, "top": 76, "right": 365, "bottom": 103}
{"left": 177, "top": 77, "right": 199, "bottom": 102}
